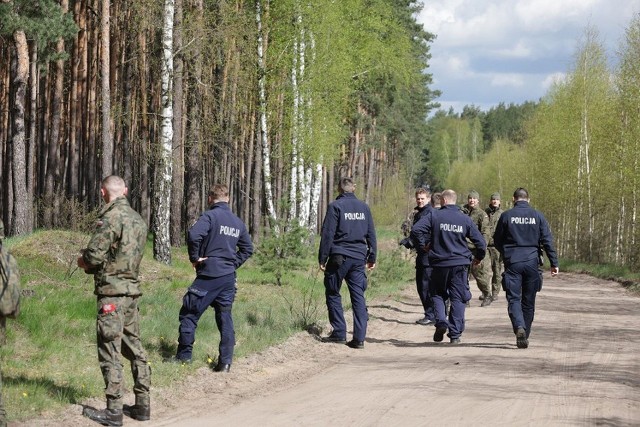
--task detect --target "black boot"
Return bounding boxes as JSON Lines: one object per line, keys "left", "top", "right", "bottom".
{"left": 123, "top": 404, "right": 151, "bottom": 421}
{"left": 213, "top": 362, "right": 231, "bottom": 372}
{"left": 82, "top": 407, "right": 123, "bottom": 426}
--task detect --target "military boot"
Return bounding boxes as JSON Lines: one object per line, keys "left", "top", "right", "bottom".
{"left": 123, "top": 404, "right": 151, "bottom": 421}
{"left": 82, "top": 407, "right": 123, "bottom": 426}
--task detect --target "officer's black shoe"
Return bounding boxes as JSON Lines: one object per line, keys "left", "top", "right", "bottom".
{"left": 479, "top": 294, "right": 485, "bottom": 300}
{"left": 516, "top": 328, "right": 529, "bottom": 349}
{"left": 213, "top": 363, "right": 231, "bottom": 372}
{"left": 346, "top": 339, "right": 364, "bottom": 349}
{"left": 480, "top": 295, "right": 493, "bottom": 307}
{"left": 123, "top": 404, "right": 150, "bottom": 421}
{"left": 450, "top": 338, "right": 461, "bottom": 344}
{"left": 433, "top": 326, "right": 447, "bottom": 342}
{"left": 321, "top": 335, "right": 347, "bottom": 344}
{"left": 416, "top": 317, "right": 435, "bottom": 326}
{"left": 82, "top": 407, "right": 123, "bottom": 426}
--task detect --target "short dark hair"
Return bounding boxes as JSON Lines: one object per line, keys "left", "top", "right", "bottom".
{"left": 431, "top": 192, "right": 442, "bottom": 205}
{"left": 415, "top": 187, "right": 430, "bottom": 197}
{"left": 339, "top": 177, "right": 355, "bottom": 193}
{"left": 513, "top": 187, "right": 529, "bottom": 200}
{"left": 209, "top": 184, "right": 229, "bottom": 201}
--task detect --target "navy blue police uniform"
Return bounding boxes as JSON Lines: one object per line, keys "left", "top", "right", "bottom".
{"left": 411, "top": 205, "right": 486, "bottom": 342}
{"left": 493, "top": 200, "right": 558, "bottom": 340}
{"left": 319, "top": 192, "right": 377, "bottom": 344}
{"left": 176, "top": 202, "right": 253, "bottom": 365}
{"left": 412, "top": 204, "right": 436, "bottom": 323}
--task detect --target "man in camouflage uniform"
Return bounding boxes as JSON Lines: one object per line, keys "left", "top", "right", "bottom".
{"left": 485, "top": 193, "right": 504, "bottom": 300}
{"left": 463, "top": 191, "right": 493, "bottom": 306}
{"left": 77, "top": 176, "right": 151, "bottom": 426}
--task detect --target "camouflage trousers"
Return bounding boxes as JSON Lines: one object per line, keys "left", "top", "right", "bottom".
{"left": 0, "top": 366, "right": 6, "bottom": 427}
{"left": 0, "top": 317, "right": 6, "bottom": 427}
{"left": 470, "top": 251, "right": 492, "bottom": 297}
{"left": 96, "top": 295, "right": 151, "bottom": 410}
{"left": 487, "top": 247, "right": 503, "bottom": 295}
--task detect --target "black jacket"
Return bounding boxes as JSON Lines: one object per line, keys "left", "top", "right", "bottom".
{"left": 493, "top": 200, "right": 558, "bottom": 267}
{"left": 188, "top": 202, "right": 254, "bottom": 278}
{"left": 318, "top": 192, "right": 377, "bottom": 264}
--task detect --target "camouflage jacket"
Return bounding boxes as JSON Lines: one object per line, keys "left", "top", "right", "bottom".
{"left": 82, "top": 196, "right": 147, "bottom": 296}
{"left": 463, "top": 204, "right": 490, "bottom": 249}
{"left": 485, "top": 205, "right": 504, "bottom": 246}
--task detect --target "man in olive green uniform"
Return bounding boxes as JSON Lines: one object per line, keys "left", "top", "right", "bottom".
{"left": 463, "top": 191, "right": 493, "bottom": 306}
{"left": 485, "top": 193, "right": 504, "bottom": 300}
{"left": 77, "top": 176, "right": 151, "bottom": 426}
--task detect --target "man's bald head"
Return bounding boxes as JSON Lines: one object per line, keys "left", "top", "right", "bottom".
{"left": 101, "top": 175, "right": 127, "bottom": 202}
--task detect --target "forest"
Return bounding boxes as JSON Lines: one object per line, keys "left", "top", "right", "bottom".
{"left": 0, "top": 0, "right": 438, "bottom": 263}
{"left": 423, "top": 18, "right": 640, "bottom": 270}
{"left": 3, "top": 1, "right": 640, "bottom": 272}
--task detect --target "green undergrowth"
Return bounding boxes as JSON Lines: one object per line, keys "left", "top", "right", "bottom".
{"left": 0, "top": 227, "right": 414, "bottom": 422}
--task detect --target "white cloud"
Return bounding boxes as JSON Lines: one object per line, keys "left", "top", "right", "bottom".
{"left": 491, "top": 41, "right": 532, "bottom": 58}
{"left": 417, "top": 0, "right": 640, "bottom": 112}
{"left": 490, "top": 74, "right": 525, "bottom": 87}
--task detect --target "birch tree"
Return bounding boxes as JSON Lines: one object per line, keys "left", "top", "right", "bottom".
{"left": 153, "top": 0, "right": 174, "bottom": 264}
{"left": 256, "top": 0, "right": 278, "bottom": 231}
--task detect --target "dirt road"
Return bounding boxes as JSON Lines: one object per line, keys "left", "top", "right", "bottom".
{"left": 23, "top": 272, "right": 640, "bottom": 426}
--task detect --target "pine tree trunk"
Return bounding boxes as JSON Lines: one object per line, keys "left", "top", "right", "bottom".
{"left": 185, "top": 0, "right": 204, "bottom": 227}
{"left": 27, "top": 41, "right": 38, "bottom": 231}
{"left": 100, "top": 0, "right": 113, "bottom": 177}
{"left": 170, "top": 0, "right": 184, "bottom": 247}
{"left": 10, "top": 30, "right": 29, "bottom": 236}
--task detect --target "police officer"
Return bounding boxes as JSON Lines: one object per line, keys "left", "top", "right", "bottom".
{"left": 464, "top": 190, "right": 493, "bottom": 306}
{"left": 77, "top": 175, "right": 151, "bottom": 426}
{"left": 406, "top": 188, "right": 436, "bottom": 325}
{"left": 485, "top": 192, "right": 504, "bottom": 300}
{"left": 411, "top": 189, "right": 486, "bottom": 344}
{"left": 175, "top": 184, "right": 253, "bottom": 372}
{"left": 493, "top": 188, "right": 559, "bottom": 349}
{"left": 319, "top": 177, "right": 377, "bottom": 349}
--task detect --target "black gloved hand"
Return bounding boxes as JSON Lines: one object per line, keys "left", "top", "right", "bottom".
{"left": 399, "top": 237, "right": 414, "bottom": 249}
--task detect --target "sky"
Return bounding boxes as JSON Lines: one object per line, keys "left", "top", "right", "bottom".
{"left": 416, "top": 0, "right": 640, "bottom": 113}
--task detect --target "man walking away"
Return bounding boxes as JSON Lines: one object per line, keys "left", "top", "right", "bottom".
{"left": 174, "top": 184, "right": 254, "bottom": 372}
{"left": 319, "top": 177, "right": 377, "bottom": 349}
{"left": 493, "top": 187, "right": 559, "bottom": 349}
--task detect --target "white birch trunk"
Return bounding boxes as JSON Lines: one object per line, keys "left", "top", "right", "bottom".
{"left": 309, "top": 161, "right": 323, "bottom": 234}
{"left": 153, "top": 0, "right": 174, "bottom": 264}
{"left": 256, "top": 0, "right": 278, "bottom": 232}
{"left": 299, "top": 164, "right": 312, "bottom": 228}
{"left": 289, "top": 29, "right": 299, "bottom": 223}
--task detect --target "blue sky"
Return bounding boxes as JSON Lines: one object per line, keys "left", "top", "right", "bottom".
{"left": 417, "top": 0, "right": 640, "bottom": 113}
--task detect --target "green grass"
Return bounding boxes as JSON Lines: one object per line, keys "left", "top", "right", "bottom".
{"left": 0, "top": 226, "right": 414, "bottom": 422}
{"left": 560, "top": 258, "right": 640, "bottom": 292}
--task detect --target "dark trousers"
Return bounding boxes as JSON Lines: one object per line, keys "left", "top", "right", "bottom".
{"left": 96, "top": 295, "right": 151, "bottom": 410}
{"left": 430, "top": 265, "right": 471, "bottom": 339}
{"left": 176, "top": 275, "right": 236, "bottom": 364}
{"left": 416, "top": 264, "right": 435, "bottom": 320}
{"left": 503, "top": 259, "right": 540, "bottom": 338}
{"left": 324, "top": 256, "right": 368, "bottom": 342}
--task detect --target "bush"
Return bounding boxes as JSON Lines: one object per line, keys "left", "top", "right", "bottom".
{"left": 254, "top": 220, "right": 312, "bottom": 286}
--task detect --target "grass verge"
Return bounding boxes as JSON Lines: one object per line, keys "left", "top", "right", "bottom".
{"left": 1, "top": 227, "right": 414, "bottom": 422}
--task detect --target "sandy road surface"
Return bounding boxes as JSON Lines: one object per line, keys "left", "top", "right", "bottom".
{"left": 21, "top": 273, "right": 640, "bottom": 426}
